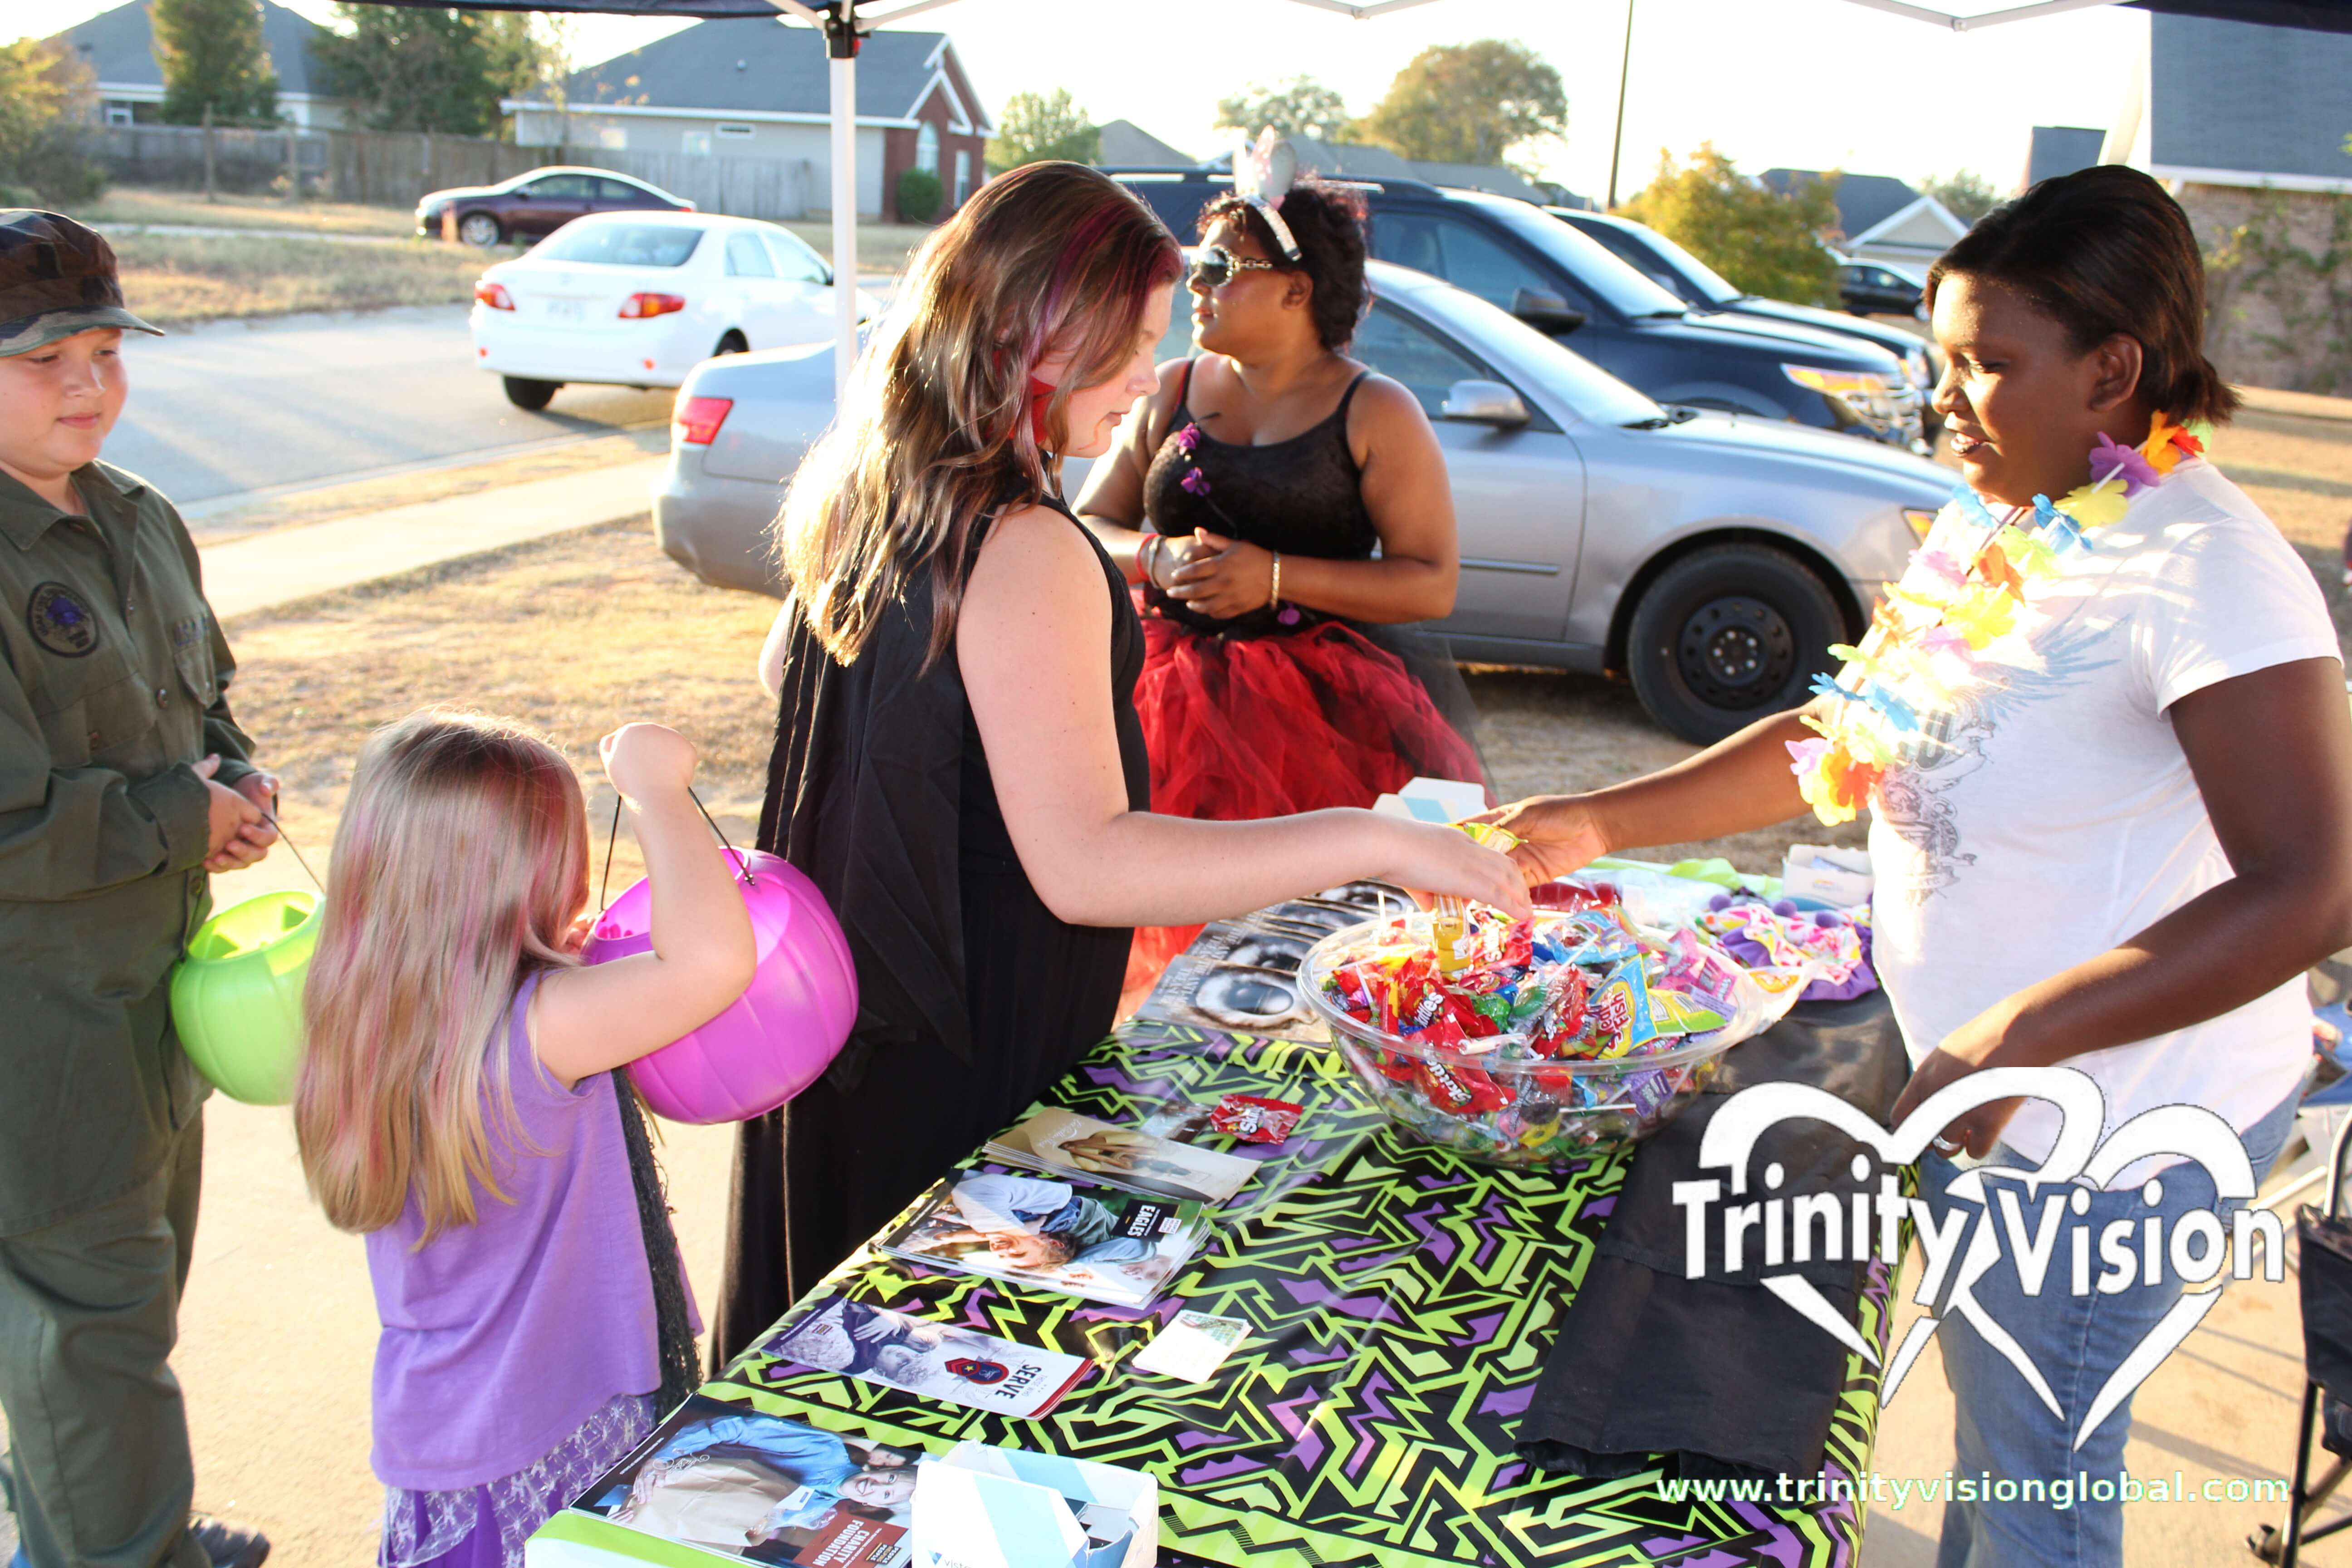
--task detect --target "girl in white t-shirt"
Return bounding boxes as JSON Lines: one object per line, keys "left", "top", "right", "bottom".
{"left": 1483, "top": 165, "right": 2352, "bottom": 1568}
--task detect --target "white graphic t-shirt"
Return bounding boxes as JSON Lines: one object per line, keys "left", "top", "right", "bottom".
{"left": 1866, "top": 458, "right": 2340, "bottom": 1178}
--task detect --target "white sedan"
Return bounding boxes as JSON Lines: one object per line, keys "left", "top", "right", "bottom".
{"left": 468, "top": 210, "right": 877, "bottom": 411}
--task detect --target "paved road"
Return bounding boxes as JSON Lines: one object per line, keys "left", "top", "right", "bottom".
{"left": 107, "top": 305, "right": 674, "bottom": 510}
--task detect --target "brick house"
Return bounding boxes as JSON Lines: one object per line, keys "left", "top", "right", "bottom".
{"left": 2107, "top": 11, "right": 2352, "bottom": 393}
{"left": 508, "top": 22, "right": 991, "bottom": 223}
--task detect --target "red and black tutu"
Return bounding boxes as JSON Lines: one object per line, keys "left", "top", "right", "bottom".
{"left": 1126, "top": 605, "right": 1489, "bottom": 989}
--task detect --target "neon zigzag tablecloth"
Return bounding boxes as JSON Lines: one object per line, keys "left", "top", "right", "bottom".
{"left": 699, "top": 1023, "right": 1901, "bottom": 1568}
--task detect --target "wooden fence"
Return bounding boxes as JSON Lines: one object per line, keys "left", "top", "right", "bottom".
{"left": 97, "top": 124, "right": 816, "bottom": 220}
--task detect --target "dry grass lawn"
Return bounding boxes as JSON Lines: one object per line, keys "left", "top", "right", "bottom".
{"left": 220, "top": 519, "right": 1869, "bottom": 895}
{"left": 111, "top": 232, "right": 489, "bottom": 328}
{"left": 77, "top": 187, "right": 419, "bottom": 236}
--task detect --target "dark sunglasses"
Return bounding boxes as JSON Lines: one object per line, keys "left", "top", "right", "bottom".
{"left": 1189, "top": 245, "right": 1281, "bottom": 290}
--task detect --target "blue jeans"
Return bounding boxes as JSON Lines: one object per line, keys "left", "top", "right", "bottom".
{"left": 1920, "top": 1089, "right": 2298, "bottom": 1568}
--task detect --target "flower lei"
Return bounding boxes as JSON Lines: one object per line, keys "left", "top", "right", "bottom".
{"left": 1788, "top": 411, "right": 2206, "bottom": 825}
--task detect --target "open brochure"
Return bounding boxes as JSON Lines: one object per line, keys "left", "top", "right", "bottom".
{"left": 1130, "top": 881, "right": 1407, "bottom": 1043}
{"left": 877, "top": 1166, "right": 1209, "bottom": 1309}
{"left": 751, "top": 1292, "right": 1091, "bottom": 1419}
{"left": 564, "top": 1394, "right": 922, "bottom": 1564}
{"left": 984, "top": 1107, "right": 1254, "bottom": 1204}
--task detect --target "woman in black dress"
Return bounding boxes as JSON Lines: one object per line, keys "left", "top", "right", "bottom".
{"left": 1076, "top": 177, "right": 1487, "bottom": 985}
{"left": 714, "top": 163, "right": 1526, "bottom": 1360}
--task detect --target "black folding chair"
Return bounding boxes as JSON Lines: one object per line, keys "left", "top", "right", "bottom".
{"left": 2254, "top": 1106, "right": 2352, "bottom": 1563}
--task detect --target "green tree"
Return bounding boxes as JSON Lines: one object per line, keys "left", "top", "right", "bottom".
{"left": 1215, "top": 76, "right": 1352, "bottom": 143}
{"left": 1356, "top": 40, "right": 1564, "bottom": 169}
{"left": 315, "top": 5, "right": 552, "bottom": 137}
{"left": 1922, "top": 169, "right": 1999, "bottom": 224}
{"left": 152, "top": 0, "right": 278, "bottom": 125}
{"left": 0, "top": 39, "right": 105, "bottom": 204}
{"left": 1619, "top": 144, "right": 1841, "bottom": 307}
{"left": 985, "top": 88, "right": 1098, "bottom": 175}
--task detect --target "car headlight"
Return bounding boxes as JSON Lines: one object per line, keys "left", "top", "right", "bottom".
{"left": 1783, "top": 363, "right": 1899, "bottom": 427}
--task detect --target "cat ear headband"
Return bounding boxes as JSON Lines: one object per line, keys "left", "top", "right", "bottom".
{"left": 1234, "top": 128, "right": 1303, "bottom": 261}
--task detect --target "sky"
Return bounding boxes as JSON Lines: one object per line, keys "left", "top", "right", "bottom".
{"left": 6, "top": 0, "right": 2149, "bottom": 202}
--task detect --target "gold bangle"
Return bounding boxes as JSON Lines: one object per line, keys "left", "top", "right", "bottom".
{"left": 1269, "top": 550, "right": 1282, "bottom": 609}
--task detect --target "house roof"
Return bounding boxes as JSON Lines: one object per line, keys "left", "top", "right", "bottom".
{"left": 54, "top": 0, "right": 332, "bottom": 99}
{"left": 2025, "top": 126, "right": 2106, "bottom": 189}
{"left": 1845, "top": 193, "right": 1970, "bottom": 257}
{"left": 1761, "top": 169, "right": 1919, "bottom": 241}
{"left": 557, "top": 22, "right": 990, "bottom": 132}
{"left": 2147, "top": 12, "right": 2352, "bottom": 185}
{"left": 1097, "top": 120, "right": 1195, "bottom": 168}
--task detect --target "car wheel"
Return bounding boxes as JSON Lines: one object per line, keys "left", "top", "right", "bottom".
{"left": 458, "top": 212, "right": 503, "bottom": 247}
{"left": 714, "top": 330, "right": 749, "bottom": 357}
{"left": 502, "top": 377, "right": 561, "bottom": 411}
{"left": 1625, "top": 543, "right": 1847, "bottom": 745}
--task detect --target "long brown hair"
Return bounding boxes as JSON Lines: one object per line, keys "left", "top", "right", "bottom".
{"left": 295, "top": 710, "right": 588, "bottom": 1240}
{"left": 777, "top": 161, "right": 1181, "bottom": 668}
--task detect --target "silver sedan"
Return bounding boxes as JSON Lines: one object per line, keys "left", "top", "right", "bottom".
{"left": 652, "top": 259, "right": 1951, "bottom": 742}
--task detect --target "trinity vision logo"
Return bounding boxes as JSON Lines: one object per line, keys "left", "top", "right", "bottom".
{"left": 1673, "top": 1068, "right": 2284, "bottom": 1451}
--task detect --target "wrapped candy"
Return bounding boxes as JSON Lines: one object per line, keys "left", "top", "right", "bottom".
{"left": 1306, "top": 906, "right": 1799, "bottom": 1170}
{"left": 1211, "top": 1094, "right": 1303, "bottom": 1143}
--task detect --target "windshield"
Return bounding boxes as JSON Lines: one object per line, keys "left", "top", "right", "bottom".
{"left": 1392, "top": 276, "right": 1665, "bottom": 428}
{"left": 538, "top": 223, "right": 704, "bottom": 268}
{"left": 1606, "top": 221, "right": 1743, "bottom": 306}
{"left": 1472, "top": 199, "right": 1689, "bottom": 318}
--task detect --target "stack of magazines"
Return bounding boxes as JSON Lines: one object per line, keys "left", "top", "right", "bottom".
{"left": 748, "top": 1293, "right": 1092, "bottom": 1419}
{"left": 877, "top": 1166, "right": 1211, "bottom": 1309}
{"left": 982, "top": 1108, "right": 1254, "bottom": 1204}
{"left": 1129, "top": 880, "right": 1405, "bottom": 1041}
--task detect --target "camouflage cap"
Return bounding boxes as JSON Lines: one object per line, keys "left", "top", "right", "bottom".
{"left": 0, "top": 209, "right": 163, "bottom": 357}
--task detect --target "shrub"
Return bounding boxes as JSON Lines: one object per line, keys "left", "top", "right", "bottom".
{"left": 897, "top": 167, "right": 943, "bottom": 225}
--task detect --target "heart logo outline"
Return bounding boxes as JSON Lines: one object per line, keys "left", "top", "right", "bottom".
{"left": 1692, "top": 1067, "right": 2254, "bottom": 1450}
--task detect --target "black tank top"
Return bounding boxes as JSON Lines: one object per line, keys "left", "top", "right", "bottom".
{"left": 1142, "top": 358, "right": 1373, "bottom": 637}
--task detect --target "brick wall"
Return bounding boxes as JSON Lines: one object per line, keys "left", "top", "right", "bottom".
{"left": 2183, "top": 182, "right": 2352, "bottom": 396}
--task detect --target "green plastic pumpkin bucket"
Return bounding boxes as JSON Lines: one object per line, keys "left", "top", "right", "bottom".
{"left": 169, "top": 890, "right": 321, "bottom": 1106}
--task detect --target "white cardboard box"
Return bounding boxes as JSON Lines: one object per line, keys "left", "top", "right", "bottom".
{"left": 909, "top": 1442, "right": 1156, "bottom": 1568}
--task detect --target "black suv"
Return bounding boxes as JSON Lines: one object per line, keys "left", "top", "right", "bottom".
{"left": 1552, "top": 206, "right": 1936, "bottom": 440}
{"left": 1110, "top": 172, "right": 1923, "bottom": 450}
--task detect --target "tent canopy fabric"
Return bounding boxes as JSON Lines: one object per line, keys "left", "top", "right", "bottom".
{"left": 338, "top": 0, "right": 2352, "bottom": 24}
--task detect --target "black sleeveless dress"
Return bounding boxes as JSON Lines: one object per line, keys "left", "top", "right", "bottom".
{"left": 1124, "top": 360, "right": 1487, "bottom": 984}
{"left": 713, "top": 494, "right": 1150, "bottom": 1363}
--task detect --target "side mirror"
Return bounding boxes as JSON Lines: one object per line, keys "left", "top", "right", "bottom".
{"left": 1440, "top": 379, "right": 1531, "bottom": 427}
{"left": 1511, "top": 287, "right": 1586, "bottom": 334}
{"left": 512, "top": 189, "right": 532, "bottom": 200}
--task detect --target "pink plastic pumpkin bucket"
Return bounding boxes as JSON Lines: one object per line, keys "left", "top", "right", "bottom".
{"left": 582, "top": 848, "right": 857, "bottom": 1124}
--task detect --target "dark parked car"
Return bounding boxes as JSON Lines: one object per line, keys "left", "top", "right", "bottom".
{"left": 1109, "top": 171, "right": 1923, "bottom": 450}
{"left": 1837, "top": 260, "right": 1927, "bottom": 319}
{"left": 1550, "top": 208, "right": 1936, "bottom": 421}
{"left": 415, "top": 167, "right": 695, "bottom": 248}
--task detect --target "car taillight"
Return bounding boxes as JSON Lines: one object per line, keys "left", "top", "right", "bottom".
{"left": 475, "top": 279, "right": 513, "bottom": 310}
{"left": 620, "top": 293, "right": 686, "bottom": 318}
{"left": 673, "top": 394, "right": 733, "bottom": 446}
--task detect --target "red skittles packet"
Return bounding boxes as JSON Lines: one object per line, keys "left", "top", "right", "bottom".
{"left": 1211, "top": 1094, "right": 1304, "bottom": 1144}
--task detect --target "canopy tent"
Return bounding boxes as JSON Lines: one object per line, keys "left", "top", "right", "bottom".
{"left": 345, "top": 0, "right": 2352, "bottom": 381}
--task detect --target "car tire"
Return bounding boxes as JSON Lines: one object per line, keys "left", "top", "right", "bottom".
{"left": 458, "top": 211, "right": 503, "bottom": 247}
{"left": 1625, "top": 543, "right": 1847, "bottom": 745}
{"left": 502, "top": 377, "right": 561, "bottom": 411}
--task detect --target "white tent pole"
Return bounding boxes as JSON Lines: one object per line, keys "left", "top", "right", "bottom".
{"left": 828, "top": 1, "right": 859, "bottom": 397}
{"left": 769, "top": 0, "right": 862, "bottom": 393}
